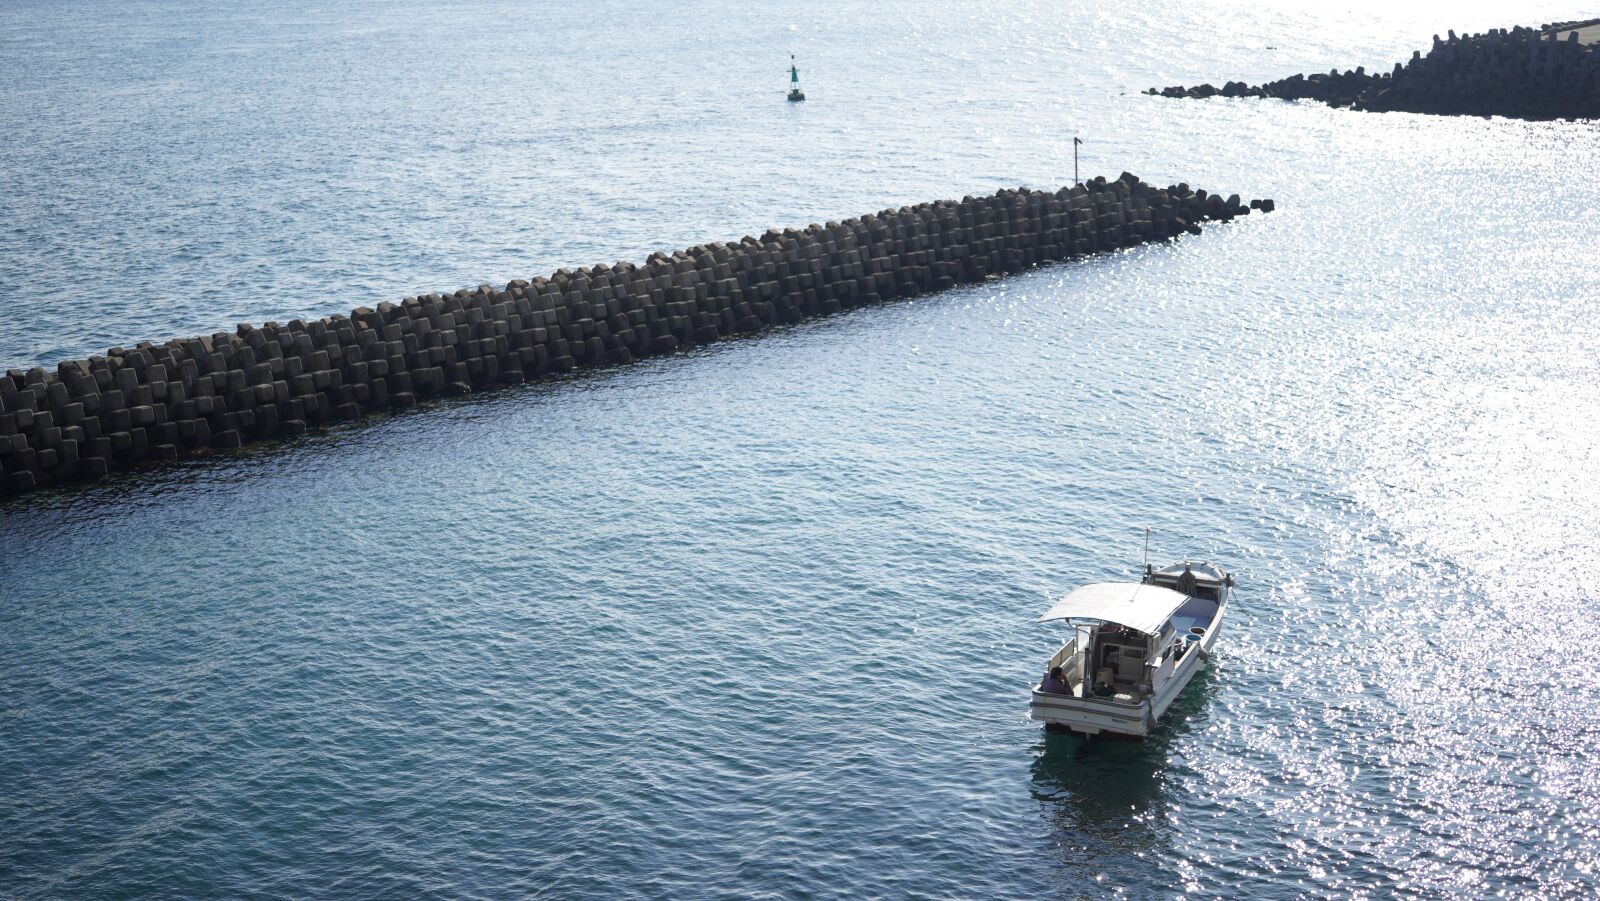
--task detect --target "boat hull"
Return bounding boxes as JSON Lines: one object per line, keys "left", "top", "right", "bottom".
{"left": 1030, "top": 646, "right": 1208, "bottom": 737}
{"left": 1029, "top": 691, "right": 1159, "bottom": 737}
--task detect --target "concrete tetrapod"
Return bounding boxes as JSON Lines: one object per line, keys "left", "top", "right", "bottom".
{"left": 0, "top": 175, "right": 1272, "bottom": 500}
{"left": 1146, "top": 21, "right": 1600, "bottom": 120}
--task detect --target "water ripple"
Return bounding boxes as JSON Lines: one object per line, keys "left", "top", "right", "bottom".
{"left": 6, "top": 0, "right": 1600, "bottom": 898}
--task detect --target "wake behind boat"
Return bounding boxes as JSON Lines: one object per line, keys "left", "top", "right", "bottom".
{"left": 1029, "top": 561, "right": 1232, "bottom": 737}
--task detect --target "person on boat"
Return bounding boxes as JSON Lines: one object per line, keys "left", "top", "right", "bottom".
{"left": 1175, "top": 563, "right": 1198, "bottom": 596}
{"left": 1039, "top": 666, "right": 1072, "bottom": 694}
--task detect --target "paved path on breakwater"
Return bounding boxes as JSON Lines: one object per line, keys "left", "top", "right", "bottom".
{"left": 1547, "top": 22, "right": 1600, "bottom": 44}
{"left": 0, "top": 175, "right": 1270, "bottom": 501}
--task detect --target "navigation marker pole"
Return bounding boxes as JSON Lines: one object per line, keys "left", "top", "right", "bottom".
{"left": 1074, "top": 136, "right": 1083, "bottom": 185}
{"left": 787, "top": 55, "right": 806, "bottom": 102}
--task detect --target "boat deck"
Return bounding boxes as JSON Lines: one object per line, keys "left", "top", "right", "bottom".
{"left": 1167, "top": 596, "right": 1218, "bottom": 636}
{"left": 1039, "top": 682, "right": 1143, "bottom": 705}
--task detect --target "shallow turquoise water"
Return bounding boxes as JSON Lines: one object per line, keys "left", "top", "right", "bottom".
{"left": 5, "top": 1, "right": 1600, "bottom": 898}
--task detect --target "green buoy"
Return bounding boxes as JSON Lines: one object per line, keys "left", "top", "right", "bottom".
{"left": 787, "top": 55, "right": 806, "bottom": 102}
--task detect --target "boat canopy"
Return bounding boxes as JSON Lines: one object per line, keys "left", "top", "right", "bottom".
{"left": 1037, "top": 581, "right": 1193, "bottom": 634}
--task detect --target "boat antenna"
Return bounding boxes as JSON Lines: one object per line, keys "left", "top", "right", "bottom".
{"left": 1142, "top": 527, "right": 1151, "bottom": 575}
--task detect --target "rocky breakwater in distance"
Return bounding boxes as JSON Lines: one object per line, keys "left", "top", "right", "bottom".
{"left": 1146, "top": 21, "right": 1600, "bottom": 121}
{"left": 0, "top": 174, "right": 1273, "bottom": 501}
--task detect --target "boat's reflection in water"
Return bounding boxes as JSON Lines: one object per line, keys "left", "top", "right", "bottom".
{"left": 1027, "top": 666, "right": 1222, "bottom": 884}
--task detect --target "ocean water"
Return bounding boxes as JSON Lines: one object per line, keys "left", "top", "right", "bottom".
{"left": 4, "top": 0, "right": 1600, "bottom": 897}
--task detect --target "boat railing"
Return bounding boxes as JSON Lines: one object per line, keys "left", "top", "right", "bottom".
{"left": 1046, "top": 638, "right": 1078, "bottom": 671}
{"left": 1142, "top": 655, "right": 1173, "bottom": 696}
{"left": 1040, "top": 638, "right": 1083, "bottom": 691}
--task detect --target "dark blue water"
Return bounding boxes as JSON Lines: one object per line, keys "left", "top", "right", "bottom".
{"left": 5, "top": 1, "right": 1600, "bottom": 897}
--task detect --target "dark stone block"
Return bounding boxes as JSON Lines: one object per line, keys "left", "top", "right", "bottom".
{"left": 104, "top": 427, "right": 133, "bottom": 458}
{"left": 6, "top": 446, "right": 35, "bottom": 472}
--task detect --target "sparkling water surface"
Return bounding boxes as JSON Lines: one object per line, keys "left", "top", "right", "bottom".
{"left": 4, "top": 1, "right": 1600, "bottom": 897}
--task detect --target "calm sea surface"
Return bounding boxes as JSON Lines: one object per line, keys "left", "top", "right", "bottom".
{"left": 4, "top": 1, "right": 1600, "bottom": 897}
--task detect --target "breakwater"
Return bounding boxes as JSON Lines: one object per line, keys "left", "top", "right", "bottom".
{"left": 1147, "top": 21, "right": 1600, "bottom": 120}
{"left": 0, "top": 174, "right": 1269, "bottom": 500}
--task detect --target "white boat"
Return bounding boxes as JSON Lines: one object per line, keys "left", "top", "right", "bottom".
{"left": 1029, "top": 561, "right": 1232, "bottom": 737}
